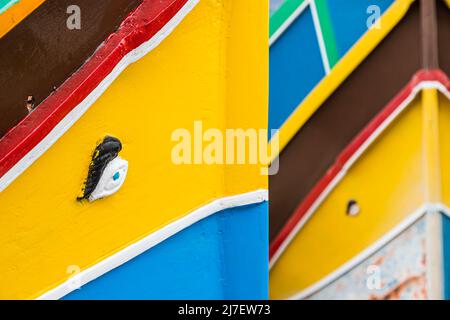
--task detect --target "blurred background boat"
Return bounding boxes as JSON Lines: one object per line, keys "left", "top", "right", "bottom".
{"left": 269, "top": 0, "right": 450, "bottom": 300}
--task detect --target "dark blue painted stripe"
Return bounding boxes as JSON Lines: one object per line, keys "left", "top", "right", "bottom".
{"left": 269, "top": 7, "right": 325, "bottom": 134}
{"left": 63, "top": 202, "right": 268, "bottom": 300}
{"left": 325, "top": 0, "right": 394, "bottom": 58}
{"left": 268, "top": 0, "right": 394, "bottom": 135}
{"left": 442, "top": 214, "right": 450, "bottom": 300}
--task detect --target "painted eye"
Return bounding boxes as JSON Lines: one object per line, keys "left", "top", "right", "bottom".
{"left": 89, "top": 157, "right": 128, "bottom": 201}
{"left": 104, "top": 165, "right": 127, "bottom": 192}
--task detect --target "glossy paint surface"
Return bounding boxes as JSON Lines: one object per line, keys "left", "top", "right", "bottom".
{"left": 309, "top": 217, "right": 427, "bottom": 300}
{"left": 0, "top": 0, "right": 142, "bottom": 138}
{"left": 269, "top": 7, "right": 325, "bottom": 132}
{"left": 0, "top": 0, "right": 268, "bottom": 299}
{"left": 268, "top": 0, "right": 394, "bottom": 131}
{"left": 63, "top": 203, "right": 268, "bottom": 300}
{"left": 326, "top": 0, "right": 393, "bottom": 58}
{"left": 270, "top": 95, "right": 426, "bottom": 299}
{"left": 270, "top": 1, "right": 421, "bottom": 243}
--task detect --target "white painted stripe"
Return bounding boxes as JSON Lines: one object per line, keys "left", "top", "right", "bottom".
{"left": 288, "top": 203, "right": 450, "bottom": 299}
{"left": 37, "top": 189, "right": 268, "bottom": 300}
{"left": 0, "top": 0, "right": 18, "bottom": 15}
{"left": 309, "top": 0, "right": 330, "bottom": 74}
{"left": 269, "top": 0, "right": 310, "bottom": 46}
{"left": 343, "top": 82, "right": 449, "bottom": 173}
{"left": 0, "top": 0, "right": 199, "bottom": 193}
{"left": 269, "top": 169, "right": 346, "bottom": 269}
{"left": 435, "top": 203, "right": 450, "bottom": 217}
{"left": 289, "top": 205, "right": 428, "bottom": 300}
{"left": 270, "top": 81, "right": 450, "bottom": 269}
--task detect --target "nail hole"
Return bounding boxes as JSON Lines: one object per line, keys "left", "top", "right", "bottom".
{"left": 346, "top": 200, "right": 360, "bottom": 217}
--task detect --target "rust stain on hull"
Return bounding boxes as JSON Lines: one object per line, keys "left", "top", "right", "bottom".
{"left": 370, "top": 274, "right": 427, "bottom": 300}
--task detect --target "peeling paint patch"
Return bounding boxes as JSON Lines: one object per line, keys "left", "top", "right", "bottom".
{"left": 308, "top": 217, "right": 427, "bottom": 300}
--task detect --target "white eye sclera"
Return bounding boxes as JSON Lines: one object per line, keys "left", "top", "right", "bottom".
{"left": 88, "top": 157, "right": 128, "bottom": 202}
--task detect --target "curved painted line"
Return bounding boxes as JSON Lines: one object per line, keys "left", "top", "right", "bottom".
{"left": 269, "top": 0, "right": 309, "bottom": 46}
{"left": 309, "top": 0, "right": 330, "bottom": 74}
{"left": 37, "top": 189, "right": 268, "bottom": 300}
{"left": 268, "top": 0, "right": 415, "bottom": 161}
{"left": 270, "top": 70, "right": 450, "bottom": 266}
{"left": 290, "top": 202, "right": 450, "bottom": 300}
{"left": 314, "top": 0, "right": 339, "bottom": 68}
{"left": 288, "top": 204, "right": 432, "bottom": 300}
{"left": 0, "top": 0, "right": 199, "bottom": 192}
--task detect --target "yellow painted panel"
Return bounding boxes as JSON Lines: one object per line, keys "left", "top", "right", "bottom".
{"left": 270, "top": 97, "right": 425, "bottom": 299}
{"left": 422, "top": 89, "right": 442, "bottom": 202}
{"left": 269, "top": 0, "right": 414, "bottom": 162}
{"left": 439, "top": 93, "right": 450, "bottom": 206}
{"left": 224, "top": 0, "right": 268, "bottom": 195}
{"left": 0, "top": 0, "right": 45, "bottom": 39}
{"left": 421, "top": 88, "right": 443, "bottom": 299}
{"left": 0, "top": 0, "right": 268, "bottom": 299}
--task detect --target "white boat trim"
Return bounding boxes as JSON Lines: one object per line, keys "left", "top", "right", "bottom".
{"left": 288, "top": 204, "right": 446, "bottom": 300}
{"left": 0, "top": 0, "right": 200, "bottom": 193}
{"left": 270, "top": 82, "right": 450, "bottom": 269}
{"left": 37, "top": 189, "right": 268, "bottom": 300}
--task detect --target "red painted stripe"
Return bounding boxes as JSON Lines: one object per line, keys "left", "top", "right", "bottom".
{"left": 0, "top": 0, "right": 189, "bottom": 180}
{"left": 270, "top": 69, "right": 450, "bottom": 260}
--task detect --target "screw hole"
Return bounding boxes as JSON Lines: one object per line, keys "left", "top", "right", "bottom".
{"left": 26, "top": 95, "right": 35, "bottom": 113}
{"left": 346, "top": 200, "right": 360, "bottom": 217}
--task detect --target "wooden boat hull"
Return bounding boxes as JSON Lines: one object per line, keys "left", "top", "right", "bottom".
{"left": 269, "top": 0, "right": 450, "bottom": 300}
{"left": 0, "top": 0, "right": 269, "bottom": 299}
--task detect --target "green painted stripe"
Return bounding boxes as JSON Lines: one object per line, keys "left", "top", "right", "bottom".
{"left": 0, "top": 0, "right": 19, "bottom": 15}
{"left": 314, "top": 0, "right": 340, "bottom": 68}
{"left": 270, "top": 0, "right": 340, "bottom": 70}
{"left": 270, "top": 0, "right": 307, "bottom": 39}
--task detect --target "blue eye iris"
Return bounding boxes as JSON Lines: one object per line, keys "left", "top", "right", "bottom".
{"left": 113, "top": 172, "right": 120, "bottom": 181}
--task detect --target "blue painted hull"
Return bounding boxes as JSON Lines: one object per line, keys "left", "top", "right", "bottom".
{"left": 63, "top": 202, "right": 268, "bottom": 300}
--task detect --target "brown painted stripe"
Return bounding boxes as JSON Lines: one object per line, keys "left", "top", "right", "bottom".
{"left": 421, "top": 0, "right": 439, "bottom": 69}
{"left": 269, "top": 1, "right": 422, "bottom": 241}
{"left": 0, "top": 0, "right": 142, "bottom": 138}
{"left": 438, "top": 0, "right": 450, "bottom": 75}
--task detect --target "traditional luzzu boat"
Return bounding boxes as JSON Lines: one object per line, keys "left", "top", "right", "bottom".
{"left": 269, "top": 0, "right": 450, "bottom": 300}
{"left": 0, "top": 0, "right": 268, "bottom": 299}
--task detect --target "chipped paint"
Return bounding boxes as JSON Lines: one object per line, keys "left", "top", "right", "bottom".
{"left": 370, "top": 274, "right": 426, "bottom": 300}
{"left": 307, "top": 217, "right": 428, "bottom": 300}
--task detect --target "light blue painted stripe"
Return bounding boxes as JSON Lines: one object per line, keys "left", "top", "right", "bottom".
{"left": 0, "top": 0, "right": 19, "bottom": 14}
{"left": 62, "top": 202, "right": 268, "bottom": 300}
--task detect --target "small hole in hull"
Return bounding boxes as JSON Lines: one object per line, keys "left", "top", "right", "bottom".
{"left": 346, "top": 200, "right": 360, "bottom": 217}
